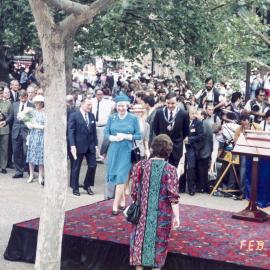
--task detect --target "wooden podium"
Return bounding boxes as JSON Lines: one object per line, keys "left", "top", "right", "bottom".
{"left": 232, "top": 131, "right": 270, "bottom": 222}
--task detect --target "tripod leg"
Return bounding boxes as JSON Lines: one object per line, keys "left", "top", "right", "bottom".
{"left": 210, "top": 163, "right": 231, "bottom": 196}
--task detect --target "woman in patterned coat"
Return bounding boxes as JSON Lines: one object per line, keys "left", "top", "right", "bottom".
{"left": 130, "top": 134, "right": 180, "bottom": 270}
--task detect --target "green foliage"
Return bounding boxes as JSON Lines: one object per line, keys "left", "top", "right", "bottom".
{"left": 76, "top": 0, "right": 270, "bottom": 88}
{"left": 0, "top": 0, "right": 39, "bottom": 55}
{"left": 0, "top": 0, "right": 269, "bottom": 89}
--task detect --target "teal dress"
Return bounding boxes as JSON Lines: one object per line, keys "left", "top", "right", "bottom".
{"left": 104, "top": 113, "right": 141, "bottom": 185}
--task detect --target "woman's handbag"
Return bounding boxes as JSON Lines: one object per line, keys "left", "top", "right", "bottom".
{"left": 131, "top": 140, "right": 141, "bottom": 164}
{"left": 125, "top": 161, "right": 144, "bottom": 224}
{"left": 125, "top": 201, "right": 141, "bottom": 224}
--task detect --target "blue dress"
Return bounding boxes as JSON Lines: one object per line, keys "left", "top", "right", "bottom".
{"left": 104, "top": 113, "right": 141, "bottom": 185}
{"left": 26, "top": 110, "right": 45, "bottom": 165}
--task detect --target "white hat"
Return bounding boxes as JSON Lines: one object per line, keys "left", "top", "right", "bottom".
{"left": 129, "top": 104, "right": 146, "bottom": 113}
{"left": 33, "top": 95, "right": 45, "bottom": 103}
{"left": 66, "top": 95, "right": 74, "bottom": 101}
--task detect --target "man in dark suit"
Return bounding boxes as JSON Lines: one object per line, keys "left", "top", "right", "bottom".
{"left": 9, "top": 80, "right": 20, "bottom": 103}
{"left": 182, "top": 107, "right": 204, "bottom": 195}
{"left": 66, "top": 94, "right": 76, "bottom": 187}
{"left": 153, "top": 92, "right": 189, "bottom": 168}
{"left": 68, "top": 98, "right": 97, "bottom": 196}
{"left": 7, "top": 90, "right": 34, "bottom": 178}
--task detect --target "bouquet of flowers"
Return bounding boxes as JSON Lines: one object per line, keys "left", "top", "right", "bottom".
{"left": 17, "top": 107, "right": 44, "bottom": 129}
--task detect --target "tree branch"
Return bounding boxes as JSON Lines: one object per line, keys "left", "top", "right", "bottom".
{"left": 59, "top": 0, "right": 117, "bottom": 40}
{"left": 218, "top": 58, "right": 270, "bottom": 69}
{"left": 238, "top": 11, "right": 270, "bottom": 46}
{"left": 43, "top": 0, "right": 86, "bottom": 15}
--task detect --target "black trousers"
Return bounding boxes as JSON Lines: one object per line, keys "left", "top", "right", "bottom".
{"left": 12, "top": 133, "right": 27, "bottom": 175}
{"left": 196, "top": 158, "right": 210, "bottom": 192}
{"left": 185, "top": 146, "right": 197, "bottom": 193}
{"left": 70, "top": 149, "right": 97, "bottom": 191}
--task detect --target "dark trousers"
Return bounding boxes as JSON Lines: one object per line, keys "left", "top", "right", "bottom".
{"left": 197, "top": 158, "right": 210, "bottom": 192}
{"left": 0, "top": 134, "right": 9, "bottom": 169}
{"left": 8, "top": 127, "right": 13, "bottom": 166}
{"left": 12, "top": 133, "right": 27, "bottom": 175}
{"left": 70, "top": 149, "right": 97, "bottom": 191}
{"left": 67, "top": 146, "right": 74, "bottom": 187}
{"left": 185, "top": 146, "right": 197, "bottom": 193}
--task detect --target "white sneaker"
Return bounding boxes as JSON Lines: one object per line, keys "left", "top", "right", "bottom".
{"left": 27, "top": 175, "right": 34, "bottom": 183}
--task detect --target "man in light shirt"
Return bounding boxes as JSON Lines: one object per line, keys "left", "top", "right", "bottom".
{"left": 91, "top": 88, "right": 115, "bottom": 161}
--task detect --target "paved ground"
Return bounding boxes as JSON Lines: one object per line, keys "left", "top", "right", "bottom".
{"left": 0, "top": 161, "right": 269, "bottom": 269}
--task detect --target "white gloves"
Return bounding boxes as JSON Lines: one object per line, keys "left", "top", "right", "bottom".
{"left": 120, "top": 133, "right": 133, "bottom": 140}
{"left": 109, "top": 135, "right": 122, "bottom": 142}
{"left": 109, "top": 133, "right": 133, "bottom": 142}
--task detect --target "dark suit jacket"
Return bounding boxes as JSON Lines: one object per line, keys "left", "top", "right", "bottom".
{"left": 8, "top": 101, "right": 35, "bottom": 140}
{"left": 187, "top": 118, "right": 205, "bottom": 157}
{"left": 68, "top": 110, "right": 98, "bottom": 154}
{"left": 10, "top": 91, "right": 20, "bottom": 103}
{"left": 153, "top": 107, "right": 189, "bottom": 162}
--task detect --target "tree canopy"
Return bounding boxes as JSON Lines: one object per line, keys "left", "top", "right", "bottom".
{"left": 1, "top": 0, "right": 270, "bottom": 86}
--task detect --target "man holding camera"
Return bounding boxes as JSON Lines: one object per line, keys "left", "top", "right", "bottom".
{"left": 244, "top": 88, "right": 269, "bottom": 124}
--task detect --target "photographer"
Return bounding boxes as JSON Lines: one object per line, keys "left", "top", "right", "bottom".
{"left": 244, "top": 88, "right": 268, "bottom": 123}
{"left": 195, "top": 77, "right": 225, "bottom": 113}
{"left": 234, "top": 113, "right": 261, "bottom": 197}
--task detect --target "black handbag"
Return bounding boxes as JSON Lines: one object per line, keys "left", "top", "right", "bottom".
{"left": 126, "top": 161, "right": 144, "bottom": 224}
{"left": 131, "top": 140, "right": 141, "bottom": 164}
{"left": 126, "top": 201, "right": 141, "bottom": 224}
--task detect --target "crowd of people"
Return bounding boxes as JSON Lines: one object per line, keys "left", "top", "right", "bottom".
{"left": 1, "top": 70, "right": 270, "bottom": 194}
{"left": 1, "top": 67, "right": 270, "bottom": 270}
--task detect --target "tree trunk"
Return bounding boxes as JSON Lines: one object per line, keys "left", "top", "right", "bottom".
{"left": 65, "top": 33, "right": 75, "bottom": 94}
{"left": 35, "top": 38, "right": 68, "bottom": 270}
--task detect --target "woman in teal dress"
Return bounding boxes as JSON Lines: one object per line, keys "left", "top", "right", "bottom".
{"left": 104, "top": 94, "right": 141, "bottom": 215}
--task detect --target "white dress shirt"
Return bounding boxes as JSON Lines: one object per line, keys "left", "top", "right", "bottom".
{"left": 91, "top": 97, "right": 115, "bottom": 126}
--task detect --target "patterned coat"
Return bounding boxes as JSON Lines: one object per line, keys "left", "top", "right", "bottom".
{"left": 130, "top": 159, "right": 179, "bottom": 268}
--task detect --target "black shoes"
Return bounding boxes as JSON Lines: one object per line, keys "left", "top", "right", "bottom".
{"left": 73, "top": 190, "right": 80, "bottom": 196}
{"left": 73, "top": 187, "right": 94, "bottom": 196}
{"left": 112, "top": 210, "right": 119, "bottom": 215}
{"left": 12, "top": 174, "right": 23, "bottom": 179}
{"left": 7, "top": 163, "right": 14, "bottom": 169}
{"left": 189, "top": 191, "right": 195, "bottom": 196}
{"left": 1, "top": 169, "right": 7, "bottom": 174}
{"left": 84, "top": 187, "right": 94, "bottom": 195}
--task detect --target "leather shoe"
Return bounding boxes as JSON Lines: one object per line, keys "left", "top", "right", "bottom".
{"left": 84, "top": 187, "right": 94, "bottom": 195}
{"left": 1, "top": 169, "right": 7, "bottom": 174}
{"left": 12, "top": 174, "right": 23, "bottom": 179}
{"left": 73, "top": 190, "right": 80, "bottom": 196}
{"left": 189, "top": 191, "right": 195, "bottom": 196}
{"left": 112, "top": 210, "right": 119, "bottom": 215}
{"left": 7, "top": 163, "right": 14, "bottom": 169}
{"left": 118, "top": 205, "right": 126, "bottom": 211}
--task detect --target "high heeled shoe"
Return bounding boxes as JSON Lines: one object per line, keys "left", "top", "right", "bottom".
{"left": 27, "top": 175, "right": 35, "bottom": 183}
{"left": 112, "top": 210, "right": 119, "bottom": 215}
{"left": 38, "top": 176, "right": 44, "bottom": 185}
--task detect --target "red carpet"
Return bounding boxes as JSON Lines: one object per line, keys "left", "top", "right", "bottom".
{"left": 5, "top": 199, "right": 270, "bottom": 270}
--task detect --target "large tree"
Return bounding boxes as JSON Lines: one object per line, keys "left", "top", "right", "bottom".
{"left": 27, "top": 1, "right": 116, "bottom": 269}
